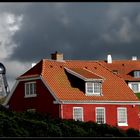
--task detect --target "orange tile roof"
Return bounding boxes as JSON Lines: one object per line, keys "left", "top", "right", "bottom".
{"left": 65, "top": 67, "right": 103, "bottom": 80}
{"left": 19, "top": 59, "right": 139, "bottom": 102}
{"left": 100, "top": 60, "right": 140, "bottom": 81}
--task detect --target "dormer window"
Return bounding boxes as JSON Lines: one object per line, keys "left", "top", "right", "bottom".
{"left": 86, "top": 82, "right": 101, "bottom": 95}
{"left": 65, "top": 67, "right": 103, "bottom": 96}
{"left": 134, "top": 71, "right": 140, "bottom": 78}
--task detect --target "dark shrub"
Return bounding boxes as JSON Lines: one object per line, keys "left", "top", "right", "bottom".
{"left": 107, "top": 126, "right": 127, "bottom": 137}
{"left": 57, "top": 122, "right": 73, "bottom": 137}
{"left": 0, "top": 114, "right": 29, "bottom": 137}
{"left": 126, "top": 128, "right": 140, "bottom": 137}
{"left": 67, "top": 124, "right": 87, "bottom": 137}
{"left": 47, "top": 123, "right": 62, "bottom": 137}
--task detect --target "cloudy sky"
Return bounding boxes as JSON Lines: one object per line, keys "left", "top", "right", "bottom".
{"left": 0, "top": 2, "right": 140, "bottom": 89}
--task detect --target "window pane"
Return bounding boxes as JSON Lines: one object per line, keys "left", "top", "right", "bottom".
{"left": 134, "top": 71, "right": 140, "bottom": 78}
{"left": 73, "top": 108, "right": 83, "bottom": 121}
{"left": 94, "top": 83, "right": 101, "bottom": 93}
{"left": 96, "top": 108, "right": 105, "bottom": 124}
{"left": 25, "top": 82, "right": 36, "bottom": 96}
{"left": 87, "top": 82, "right": 93, "bottom": 93}
{"left": 30, "top": 83, "right": 33, "bottom": 95}
{"left": 131, "top": 84, "right": 139, "bottom": 92}
{"left": 118, "top": 108, "right": 127, "bottom": 124}
{"left": 25, "top": 84, "right": 29, "bottom": 95}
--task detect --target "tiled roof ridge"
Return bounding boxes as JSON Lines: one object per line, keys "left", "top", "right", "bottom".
{"left": 96, "top": 61, "right": 123, "bottom": 79}
{"left": 43, "top": 58, "right": 66, "bottom": 63}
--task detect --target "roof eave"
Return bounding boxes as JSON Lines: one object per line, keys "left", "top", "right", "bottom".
{"left": 60, "top": 100, "right": 140, "bottom": 105}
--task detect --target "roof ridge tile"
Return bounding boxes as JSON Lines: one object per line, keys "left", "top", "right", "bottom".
{"left": 96, "top": 61, "right": 122, "bottom": 79}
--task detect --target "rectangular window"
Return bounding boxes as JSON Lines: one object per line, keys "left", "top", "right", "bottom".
{"left": 96, "top": 107, "right": 106, "bottom": 124}
{"left": 117, "top": 108, "right": 128, "bottom": 126}
{"left": 134, "top": 71, "right": 140, "bottom": 78}
{"left": 86, "top": 82, "right": 93, "bottom": 93}
{"left": 131, "top": 83, "right": 139, "bottom": 92}
{"left": 25, "top": 82, "right": 37, "bottom": 98}
{"left": 94, "top": 82, "right": 101, "bottom": 93}
{"left": 73, "top": 107, "right": 83, "bottom": 121}
{"left": 86, "top": 82, "right": 101, "bottom": 95}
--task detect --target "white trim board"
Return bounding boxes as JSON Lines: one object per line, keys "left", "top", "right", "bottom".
{"left": 60, "top": 100, "right": 140, "bottom": 105}
{"left": 64, "top": 67, "right": 103, "bottom": 82}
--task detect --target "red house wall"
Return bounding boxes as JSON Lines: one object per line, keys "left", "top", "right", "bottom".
{"left": 62, "top": 104, "right": 140, "bottom": 130}
{"left": 7, "top": 79, "right": 140, "bottom": 130}
{"left": 8, "top": 79, "right": 60, "bottom": 118}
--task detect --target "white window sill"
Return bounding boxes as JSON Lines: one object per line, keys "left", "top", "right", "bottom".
{"left": 86, "top": 93, "right": 101, "bottom": 96}
{"left": 24, "top": 94, "right": 37, "bottom": 98}
{"left": 118, "top": 123, "right": 128, "bottom": 126}
{"left": 97, "top": 122, "right": 106, "bottom": 124}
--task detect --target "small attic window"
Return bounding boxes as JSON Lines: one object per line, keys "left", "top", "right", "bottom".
{"left": 85, "top": 82, "right": 102, "bottom": 96}
{"left": 24, "top": 82, "right": 37, "bottom": 98}
{"left": 134, "top": 71, "right": 140, "bottom": 78}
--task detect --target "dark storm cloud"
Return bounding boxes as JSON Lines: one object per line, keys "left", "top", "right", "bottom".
{"left": 4, "top": 2, "right": 140, "bottom": 62}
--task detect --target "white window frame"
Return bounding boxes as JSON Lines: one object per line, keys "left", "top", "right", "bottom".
{"left": 128, "top": 82, "right": 140, "bottom": 93}
{"left": 24, "top": 81, "right": 37, "bottom": 98}
{"left": 86, "top": 82, "right": 101, "bottom": 95}
{"left": 117, "top": 107, "right": 128, "bottom": 126}
{"left": 95, "top": 107, "right": 106, "bottom": 124}
{"left": 73, "top": 107, "right": 84, "bottom": 121}
{"left": 131, "top": 83, "right": 139, "bottom": 92}
{"left": 134, "top": 71, "right": 140, "bottom": 78}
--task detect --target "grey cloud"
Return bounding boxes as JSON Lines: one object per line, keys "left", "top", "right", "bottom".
{"left": 1, "top": 2, "right": 140, "bottom": 62}
{"left": 1, "top": 2, "right": 140, "bottom": 89}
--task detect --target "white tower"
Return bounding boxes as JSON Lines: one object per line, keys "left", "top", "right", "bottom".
{"left": 0, "top": 63, "right": 10, "bottom": 97}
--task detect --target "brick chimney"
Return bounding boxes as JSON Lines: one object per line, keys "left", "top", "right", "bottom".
{"left": 51, "top": 51, "right": 63, "bottom": 61}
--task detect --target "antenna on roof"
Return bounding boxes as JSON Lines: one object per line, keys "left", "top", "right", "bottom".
{"left": 107, "top": 54, "right": 112, "bottom": 64}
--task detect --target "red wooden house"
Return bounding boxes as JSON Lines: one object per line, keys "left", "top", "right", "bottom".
{"left": 100, "top": 55, "right": 140, "bottom": 95}
{"left": 3, "top": 52, "right": 140, "bottom": 130}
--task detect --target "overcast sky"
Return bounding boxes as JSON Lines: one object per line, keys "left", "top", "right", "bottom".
{"left": 0, "top": 2, "right": 140, "bottom": 89}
